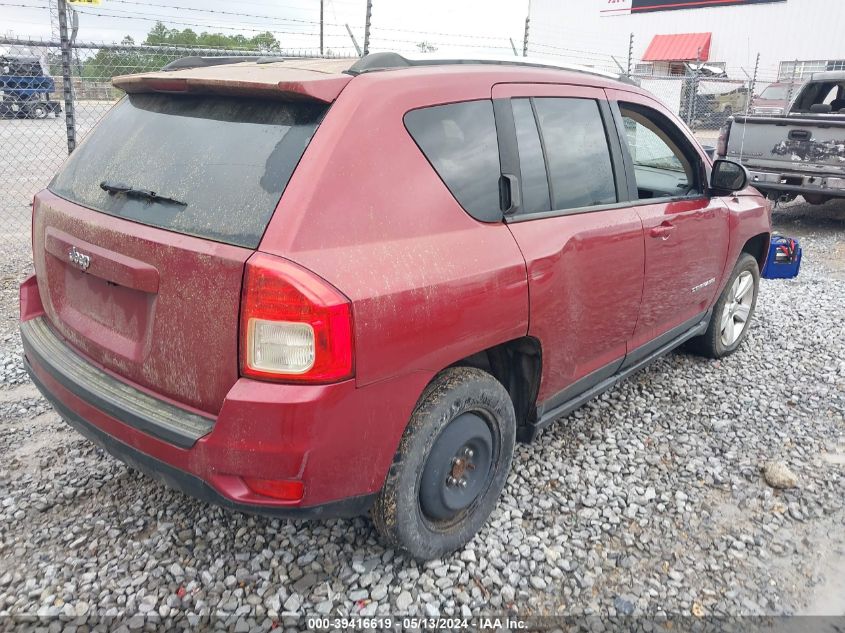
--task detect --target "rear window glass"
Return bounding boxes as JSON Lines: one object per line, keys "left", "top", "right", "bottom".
{"left": 532, "top": 97, "right": 617, "bottom": 211}
{"left": 49, "top": 94, "right": 327, "bottom": 248}
{"left": 760, "top": 85, "right": 789, "bottom": 100}
{"left": 404, "top": 100, "right": 502, "bottom": 222}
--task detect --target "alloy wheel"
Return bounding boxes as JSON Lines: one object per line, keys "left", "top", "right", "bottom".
{"left": 720, "top": 270, "right": 754, "bottom": 347}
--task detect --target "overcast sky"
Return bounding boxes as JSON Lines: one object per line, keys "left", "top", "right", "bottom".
{"left": 2, "top": 0, "right": 532, "bottom": 56}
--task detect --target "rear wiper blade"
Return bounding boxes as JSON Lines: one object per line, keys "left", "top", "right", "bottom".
{"left": 100, "top": 180, "right": 186, "bottom": 207}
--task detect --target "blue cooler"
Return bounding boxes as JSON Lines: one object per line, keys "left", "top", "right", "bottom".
{"left": 762, "top": 235, "right": 801, "bottom": 279}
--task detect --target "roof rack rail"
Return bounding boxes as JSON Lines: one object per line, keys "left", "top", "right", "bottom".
{"left": 161, "top": 55, "right": 287, "bottom": 71}
{"left": 345, "top": 52, "right": 638, "bottom": 85}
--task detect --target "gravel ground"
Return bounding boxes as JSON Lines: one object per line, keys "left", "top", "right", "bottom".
{"left": 0, "top": 199, "right": 843, "bottom": 630}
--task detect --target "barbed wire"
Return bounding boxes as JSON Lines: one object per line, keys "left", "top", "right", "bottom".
{"left": 0, "top": 1, "right": 48, "bottom": 7}
{"left": 104, "top": 0, "right": 344, "bottom": 27}
{"left": 369, "top": 35, "right": 514, "bottom": 51}
{"left": 70, "top": 7, "right": 321, "bottom": 35}
{"left": 369, "top": 25, "right": 514, "bottom": 41}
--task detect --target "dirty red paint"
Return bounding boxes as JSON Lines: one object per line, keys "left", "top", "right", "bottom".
{"left": 21, "top": 62, "right": 770, "bottom": 515}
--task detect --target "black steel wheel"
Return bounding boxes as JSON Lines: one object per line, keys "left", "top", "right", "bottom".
{"left": 418, "top": 412, "right": 494, "bottom": 523}
{"left": 371, "top": 367, "right": 516, "bottom": 560}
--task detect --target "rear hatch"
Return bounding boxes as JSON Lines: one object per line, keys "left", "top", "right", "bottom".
{"left": 726, "top": 115, "right": 845, "bottom": 175}
{"left": 34, "top": 64, "right": 347, "bottom": 414}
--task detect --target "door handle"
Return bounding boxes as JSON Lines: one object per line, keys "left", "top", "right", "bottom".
{"left": 649, "top": 223, "right": 676, "bottom": 240}
{"left": 500, "top": 174, "right": 520, "bottom": 215}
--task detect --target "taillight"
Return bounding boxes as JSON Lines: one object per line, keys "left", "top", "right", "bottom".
{"left": 240, "top": 253, "right": 353, "bottom": 383}
{"left": 716, "top": 120, "right": 731, "bottom": 158}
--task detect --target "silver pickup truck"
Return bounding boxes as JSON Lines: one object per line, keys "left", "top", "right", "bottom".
{"left": 718, "top": 71, "right": 845, "bottom": 204}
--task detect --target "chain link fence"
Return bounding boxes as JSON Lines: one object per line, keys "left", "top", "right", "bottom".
{"left": 1, "top": 32, "right": 800, "bottom": 254}
{"left": 1, "top": 37, "right": 350, "bottom": 253}
{"left": 634, "top": 75, "right": 752, "bottom": 147}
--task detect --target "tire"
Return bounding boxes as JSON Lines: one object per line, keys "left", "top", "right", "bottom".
{"left": 688, "top": 253, "right": 760, "bottom": 359}
{"left": 371, "top": 366, "right": 516, "bottom": 560}
{"left": 28, "top": 105, "right": 47, "bottom": 119}
{"left": 803, "top": 194, "right": 830, "bottom": 206}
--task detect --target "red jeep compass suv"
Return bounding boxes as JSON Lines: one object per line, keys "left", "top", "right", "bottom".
{"left": 20, "top": 53, "right": 770, "bottom": 559}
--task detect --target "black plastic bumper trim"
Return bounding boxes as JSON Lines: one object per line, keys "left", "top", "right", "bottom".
{"left": 20, "top": 317, "right": 213, "bottom": 448}
{"left": 25, "top": 356, "right": 376, "bottom": 519}
{"left": 748, "top": 181, "right": 845, "bottom": 198}
{"left": 521, "top": 309, "right": 712, "bottom": 443}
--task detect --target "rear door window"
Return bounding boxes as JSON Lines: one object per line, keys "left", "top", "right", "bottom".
{"left": 532, "top": 97, "right": 617, "bottom": 211}
{"left": 404, "top": 100, "right": 502, "bottom": 222}
{"left": 49, "top": 94, "right": 327, "bottom": 248}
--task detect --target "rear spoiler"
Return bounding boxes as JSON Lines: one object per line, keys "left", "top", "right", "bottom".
{"left": 112, "top": 59, "right": 354, "bottom": 103}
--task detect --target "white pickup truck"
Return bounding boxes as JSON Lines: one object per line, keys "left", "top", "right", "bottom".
{"left": 718, "top": 70, "right": 845, "bottom": 205}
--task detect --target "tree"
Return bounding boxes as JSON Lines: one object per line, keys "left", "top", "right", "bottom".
{"left": 142, "top": 21, "right": 280, "bottom": 52}
{"left": 417, "top": 41, "right": 438, "bottom": 53}
{"left": 79, "top": 22, "right": 283, "bottom": 84}
{"left": 144, "top": 21, "right": 170, "bottom": 46}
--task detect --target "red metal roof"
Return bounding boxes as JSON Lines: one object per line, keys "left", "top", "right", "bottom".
{"left": 642, "top": 32, "right": 712, "bottom": 62}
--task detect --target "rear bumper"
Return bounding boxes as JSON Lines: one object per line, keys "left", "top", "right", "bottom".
{"left": 22, "top": 316, "right": 214, "bottom": 449}
{"left": 25, "top": 356, "right": 373, "bottom": 519}
{"left": 20, "top": 279, "right": 431, "bottom": 517}
{"left": 747, "top": 168, "right": 845, "bottom": 198}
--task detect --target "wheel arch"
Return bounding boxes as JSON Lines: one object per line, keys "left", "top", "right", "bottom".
{"left": 448, "top": 336, "right": 542, "bottom": 442}
{"left": 741, "top": 232, "right": 770, "bottom": 271}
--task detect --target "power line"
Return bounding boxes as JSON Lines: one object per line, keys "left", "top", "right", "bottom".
{"left": 72, "top": 7, "right": 321, "bottom": 36}
{"left": 0, "top": 1, "right": 48, "bottom": 7}
{"left": 369, "top": 34, "right": 515, "bottom": 51}
{"left": 104, "top": 0, "right": 347, "bottom": 28}
{"left": 73, "top": 4, "right": 317, "bottom": 31}
{"left": 371, "top": 24, "right": 514, "bottom": 41}
{"left": 68, "top": 3, "right": 357, "bottom": 40}
{"left": 529, "top": 41, "right": 621, "bottom": 59}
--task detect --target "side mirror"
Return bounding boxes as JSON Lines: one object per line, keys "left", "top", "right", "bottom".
{"left": 710, "top": 159, "right": 748, "bottom": 192}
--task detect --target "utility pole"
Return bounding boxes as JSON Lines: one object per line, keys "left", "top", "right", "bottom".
{"left": 626, "top": 32, "right": 634, "bottom": 76}
{"left": 319, "top": 0, "right": 324, "bottom": 56}
{"left": 345, "top": 23, "right": 362, "bottom": 56}
{"left": 522, "top": 16, "right": 529, "bottom": 57}
{"left": 57, "top": 0, "right": 76, "bottom": 153}
{"left": 509, "top": 38, "right": 518, "bottom": 57}
{"left": 363, "top": 0, "right": 372, "bottom": 56}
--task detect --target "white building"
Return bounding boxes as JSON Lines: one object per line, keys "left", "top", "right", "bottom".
{"left": 528, "top": 0, "right": 845, "bottom": 81}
